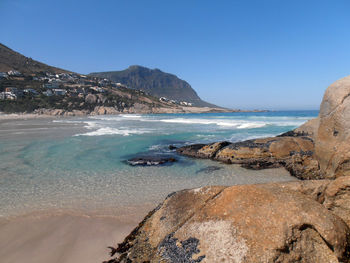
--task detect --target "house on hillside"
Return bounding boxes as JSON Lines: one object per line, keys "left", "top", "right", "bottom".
{"left": 159, "top": 97, "right": 169, "bottom": 102}
{"left": 0, "top": 72, "right": 8, "bottom": 78}
{"left": 43, "top": 90, "right": 53, "bottom": 96}
{"left": 89, "top": 86, "right": 106, "bottom": 93}
{"left": 52, "top": 89, "right": 67, "bottom": 96}
{"left": 116, "top": 83, "right": 127, "bottom": 88}
{"left": 7, "top": 70, "right": 21, "bottom": 76}
{"left": 43, "top": 82, "right": 60, "bottom": 89}
{"left": 23, "top": 89, "right": 39, "bottom": 96}
{"left": 5, "top": 87, "right": 23, "bottom": 98}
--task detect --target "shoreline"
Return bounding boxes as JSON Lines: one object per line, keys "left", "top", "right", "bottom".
{"left": 0, "top": 107, "right": 268, "bottom": 119}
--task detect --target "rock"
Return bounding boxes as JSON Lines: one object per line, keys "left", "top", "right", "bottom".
{"left": 284, "top": 152, "right": 322, "bottom": 180}
{"left": 294, "top": 117, "right": 320, "bottom": 139}
{"left": 51, "top": 109, "right": 65, "bottom": 116}
{"left": 316, "top": 75, "right": 350, "bottom": 178}
{"left": 168, "top": 145, "right": 177, "bottom": 150}
{"left": 177, "top": 136, "right": 321, "bottom": 180}
{"left": 176, "top": 144, "right": 206, "bottom": 157}
{"left": 106, "top": 182, "right": 350, "bottom": 263}
{"left": 278, "top": 118, "right": 320, "bottom": 139}
{"left": 195, "top": 166, "right": 223, "bottom": 174}
{"left": 127, "top": 156, "right": 177, "bottom": 166}
{"left": 197, "top": 141, "right": 230, "bottom": 158}
{"left": 323, "top": 176, "right": 350, "bottom": 227}
{"left": 85, "top": 94, "right": 97, "bottom": 104}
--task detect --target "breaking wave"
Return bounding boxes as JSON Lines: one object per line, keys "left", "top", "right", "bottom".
{"left": 75, "top": 127, "right": 151, "bottom": 136}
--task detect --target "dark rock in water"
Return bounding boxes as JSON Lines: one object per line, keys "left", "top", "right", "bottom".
{"left": 196, "top": 166, "right": 223, "bottom": 174}
{"left": 127, "top": 156, "right": 177, "bottom": 166}
{"left": 168, "top": 145, "right": 177, "bottom": 150}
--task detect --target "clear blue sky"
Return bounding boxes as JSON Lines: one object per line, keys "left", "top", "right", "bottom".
{"left": 1, "top": 0, "right": 350, "bottom": 110}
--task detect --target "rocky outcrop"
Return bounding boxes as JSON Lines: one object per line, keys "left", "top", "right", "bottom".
{"left": 105, "top": 178, "right": 350, "bottom": 263}
{"left": 316, "top": 75, "right": 350, "bottom": 179}
{"left": 177, "top": 136, "right": 321, "bottom": 180}
{"left": 323, "top": 176, "right": 350, "bottom": 226}
{"left": 174, "top": 75, "right": 350, "bottom": 181}
{"left": 127, "top": 156, "right": 177, "bottom": 166}
{"left": 294, "top": 117, "right": 320, "bottom": 139}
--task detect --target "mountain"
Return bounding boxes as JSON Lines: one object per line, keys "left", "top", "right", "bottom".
{"left": 89, "top": 66, "right": 218, "bottom": 107}
{"left": 0, "top": 43, "right": 70, "bottom": 74}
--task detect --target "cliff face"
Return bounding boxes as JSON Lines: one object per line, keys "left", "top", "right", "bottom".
{"left": 89, "top": 66, "right": 218, "bottom": 107}
{"left": 0, "top": 43, "right": 70, "bottom": 74}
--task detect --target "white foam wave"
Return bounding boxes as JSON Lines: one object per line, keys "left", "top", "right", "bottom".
{"left": 89, "top": 114, "right": 144, "bottom": 122}
{"left": 120, "top": 114, "right": 143, "bottom": 118}
{"left": 236, "top": 123, "right": 266, "bottom": 129}
{"left": 158, "top": 118, "right": 267, "bottom": 129}
{"left": 75, "top": 127, "right": 151, "bottom": 136}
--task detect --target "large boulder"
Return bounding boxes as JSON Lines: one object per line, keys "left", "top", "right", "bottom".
{"left": 316, "top": 75, "right": 350, "bottom": 178}
{"left": 105, "top": 182, "right": 350, "bottom": 263}
{"left": 323, "top": 176, "right": 350, "bottom": 226}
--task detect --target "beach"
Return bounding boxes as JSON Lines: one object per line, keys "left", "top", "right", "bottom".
{"left": 0, "top": 212, "right": 145, "bottom": 263}
{"left": 0, "top": 111, "right": 316, "bottom": 262}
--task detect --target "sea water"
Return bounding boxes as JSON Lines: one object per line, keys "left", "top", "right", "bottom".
{"left": 0, "top": 111, "right": 318, "bottom": 218}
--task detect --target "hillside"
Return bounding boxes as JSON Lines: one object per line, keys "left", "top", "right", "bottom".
{"left": 0, "top": 44, "right": 231, "bottom": 115}
{"left": 89, "top": 65, "right": 218, "bottom": 107}
{"left": 0, "top": 43, "right": 70, "bottom": 74}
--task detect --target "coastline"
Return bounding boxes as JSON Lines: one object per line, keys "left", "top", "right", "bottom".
{"left": 0, "top": 106, "right": 268, "bottom": 119}
{"left": 0, "top": 110, "right": 314, "bottom": 263}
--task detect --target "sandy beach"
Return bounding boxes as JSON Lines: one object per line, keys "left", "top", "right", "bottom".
{"left": 0, "top": 210, "right": 151, "bottom": 263}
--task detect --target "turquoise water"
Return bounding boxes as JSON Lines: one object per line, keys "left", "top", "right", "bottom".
{"left": 0, "top": 111, "right": 318, "bottom": 217}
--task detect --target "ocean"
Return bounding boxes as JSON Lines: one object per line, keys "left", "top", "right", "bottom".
{"left": 0, "top": 110, "right": 318, "bottom": 218}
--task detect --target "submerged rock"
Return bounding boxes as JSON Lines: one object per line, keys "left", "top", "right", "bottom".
{"left": 195, "top": 166, "right": 223, "bottom": 174}
{"left": 127, "top": 156, "right": 177, "bottom": 166}
{"left": 105, "top": 179, "right": 350, "bottom": 263}
{"left": 168, "top": 145, "right": 177, "bottom": 150}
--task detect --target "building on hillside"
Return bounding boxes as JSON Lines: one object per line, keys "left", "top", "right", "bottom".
{"left": 89, "top": 86, "right": 106, "bottom": 93}
{"left": 43, "top": 90, "right": 53, "bottom": 96}
{"left": 43, "top": 82, "right": 60, "bottom": 89}
{"left": 116, "top": 83, "right": 127, "bottom": 88}
{"left": 23, "top": 89, "right": 39, "bottom": 95}
{"left": 5, "top": 87, "right": 23, "bottom": 98}
{"left": 180, "top": 101, "right": 193, "bottom": 106}
{"left": 7, "top": 70, "right": 21, "bottom": 76}
{"left": 52, "top": 89, "right": 67, "bottom": 96}
{"left": 0, "top": 72, "right": 8, "bottom": 78}
{"left": 159, "top": 97, "right": 169, "bottom": 102}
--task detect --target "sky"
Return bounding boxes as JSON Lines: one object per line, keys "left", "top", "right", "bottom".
{"left": 1, "top": 0, "right": 350, "bottom": 110}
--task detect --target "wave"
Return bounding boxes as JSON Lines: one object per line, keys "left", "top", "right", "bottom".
{"left": 157, "top": 118, "right": 267, "bottom": 129}
{"left": 89, "top": 114, "right": 143, "bottom": 121}
{"left": 120, "top": 114, "right": 143, "bottom": 118}
{"left": 75, "top": 127, "right": 151, "bottom": 136}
